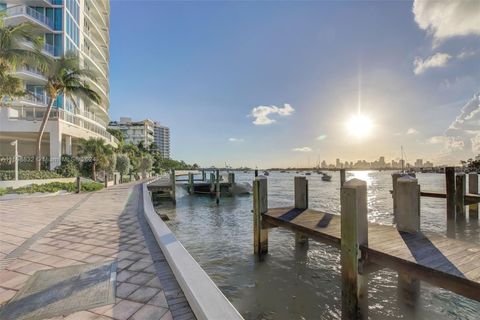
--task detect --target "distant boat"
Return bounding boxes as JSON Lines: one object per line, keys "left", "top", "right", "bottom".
{"left": 321, "top": 173, "right": 332, "bottom": 182}
{"left": 280, "top": 170, "right": 286, "bottom": 173}
{"left": 305, "top": 172, "right": 312, "bottom": 176}
{"left": 316, "top": 170, "right": 323, "bottom": 174}
{"left": 263, "top": 171, "right": 270, "bottom": 176}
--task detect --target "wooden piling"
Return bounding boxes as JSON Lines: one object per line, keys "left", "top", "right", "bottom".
{"left": 188, "top": 172, "right": 194, "bottom": 194}
{"left": 395, "top": 176, "right": 420, "bottom": 233}
{"left": 255, "top": 169, "right": 258, "bottom": 177}
{"left": 210, "top": 172, "right": 216, "bottom": 193}
{"left": 216, "top": 169, "right": 220, "bottom": 205}
{"left": 391, "top": 173, "right": 403, "bottom": 217}
{"left": 202, "top": 170, "right": 206, "bottom": 181}
{"left": 170, "top": 169, "right": 176, "bottom": 204}
{"left": 469, "top": 173, "right": 478, "bottom": 219}
{"left": 341, "top": 178, "right": 368, "bottom": 320}
{"left": 394, "top": 176, "right": 421, "bottom": 309}
{"left": 253, "top": 176, "right": 268, "bottom": 257}
{"left": 446, "top": 167, "right": 456, "bottom": 219}
{"left": 76, "top": 176, "right": 81, "bottom": 194}
{"left": 456, "top": 174, "right": 466, "bottom": 218}
{"left": 340, "top": 169, "right": 346, "bottom": 187}
{"left": 294, "top": 176, "right": 309, "bottom": 246}
{"left": 228, "top": 172, "right": 235, "bottom": 184}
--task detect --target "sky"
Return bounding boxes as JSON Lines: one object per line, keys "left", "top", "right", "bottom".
{"left": 109, "top": 0, "right": 480, "bottom": 168}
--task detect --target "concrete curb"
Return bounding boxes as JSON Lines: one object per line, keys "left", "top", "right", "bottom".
{"left": 142, "top": 182, "right": 244, "bottom": 320}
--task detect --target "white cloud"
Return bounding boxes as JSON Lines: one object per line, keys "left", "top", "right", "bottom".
{"left": 413, "top": 53, "right": 451, "bottom": 75}
{"left": 316, "top": 134, "right": 327, "bottom": 141}
{"left": 292, "top": 147, "right": 312, "bottom": 152}
{"left": 413, "top": 0, "right": 480, "bottom": 43}
{"left": 406, "top": 128, "right": 419, "bottom": 135}
{"left": 426, "top": 135, "right": 464, "bottom": 151}
{"left": 457, "top": 49, "right": 477, "bottom": 59}
{"left": 427, "top": 93, "right": 480, "bottom": 161}
{"left": 250, "top": 104, "right": 295, "bottom": 125}
{"left": 228, "top": 138, "right": 244, "bottom": 142}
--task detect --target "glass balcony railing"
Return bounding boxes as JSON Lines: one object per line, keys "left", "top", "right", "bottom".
{"left": 5, "top": 105, "right": 118, "bottom": 145}
{"left": 6, "top": 5, "right": 55, "bottom": 30}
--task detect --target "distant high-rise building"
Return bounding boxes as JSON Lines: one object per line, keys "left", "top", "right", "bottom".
{"left": 0, "top": 0, "right": 114, "bottom": 169}
{"left": 336, "top": 158, "right": 341, "bottom": 168}
{"left": 109, "top": 117, "right": 154, "bottom": 147}
{"left": 154, "top": 123, "right": 170, "bottom": 159}
{"left": 415, "top": 159, "right": 423, "bottom": 167}
{"left": 379, "top": 156, "right": 385, "bottom": 167}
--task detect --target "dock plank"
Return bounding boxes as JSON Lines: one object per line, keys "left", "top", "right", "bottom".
{"left": 263, "top": 207, "right": 480, "bottom": 302}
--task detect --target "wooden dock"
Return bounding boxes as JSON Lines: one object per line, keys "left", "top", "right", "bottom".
{"left": 262, "top": 207, "right": 480, "bottom": 301}
{"left": 253, "top": 173, "right": 480, "bottom": 319}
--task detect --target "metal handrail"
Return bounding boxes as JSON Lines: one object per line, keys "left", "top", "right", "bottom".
{"left": 6, "top": 5, "right": 55, "bottom": 30}
{"left": 5, "top": 105, "right": 118, "bottom": 144}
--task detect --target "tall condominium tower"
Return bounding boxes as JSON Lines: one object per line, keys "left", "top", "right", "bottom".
{"left": 0, "top": 0, "right": 115, "bottom": 169}
{"left": 154, "top": 123, "right": 170, "bottom": 159}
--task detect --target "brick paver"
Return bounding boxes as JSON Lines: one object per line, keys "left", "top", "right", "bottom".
{"left": 0, "top": 183, "right": 195, "bottom": 320}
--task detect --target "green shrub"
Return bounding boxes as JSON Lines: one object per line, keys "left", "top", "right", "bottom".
{"left": 0, "top": 170, "right": 62, "bottom": 181}
{"left": 55, "top": 155, "right": 80, "bottom": 177}
{"left": 80, "top": 181, "right": 104, "bottom": 192}
{"left": 0, "top": 181, "right": 104, "bottom": 195}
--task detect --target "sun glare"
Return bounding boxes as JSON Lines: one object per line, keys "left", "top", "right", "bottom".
{"left": 346, "top": 114, "right": 373, "bottom": 139}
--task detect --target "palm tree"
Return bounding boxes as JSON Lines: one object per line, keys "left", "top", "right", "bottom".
{"left": 78, "top": 138, "right": 112, "bottom": 180}
{"left": 34, "top": 54, "right": 101, "bottom": 170}
{"left": 0, "top": 12, "right": 44, "bottom": 100}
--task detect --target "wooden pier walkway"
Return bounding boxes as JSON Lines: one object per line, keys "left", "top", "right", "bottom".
{"left": 253, "top": 172, "right": 480, "bottom": 319}
{"left": 262, "top": 207, "right": 480, "bottom": 302}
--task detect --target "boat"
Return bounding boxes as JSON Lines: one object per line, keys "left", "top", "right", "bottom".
{"left": 263, "top": 171, "right": 270, "bottom": 176}
{"left": 321, "top": 173, "right": 332, "bottom": 182}
{"left": 280, "top": 170, "right": 286, "bottom": 173}
{"left": 316, "top": 170, "right": 323, "bottom": 174}
{"left": 305, "top": 172, "right": 312, "bottom": 176}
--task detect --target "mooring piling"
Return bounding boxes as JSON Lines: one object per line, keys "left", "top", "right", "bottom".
{"left": 253, "top": 176, "right": 268, "bottom": 257}
{"left": 469, "top": 173, "right": 478, "bottom": 219}
{"left": 216, "top": 169, "right": 220, "bottom": 204}
{"left": 394, "top": 176, "right": 421, "bottom": 309}
{"left": 456, "top": 173, "right": 466, "bottom": 219}
{"left": 294, "top": 176, "right": 309, "bottom": 246}
{"left": 202, "top": 169, "right": 206, "bottom": 181}
{"left": 188, "top": 172, "right": 195, "bottom": 194}
{"left": 228, "top": 172, "right": 235, "bottom": 184}
{"left": 255, "top": 169, "right": 259, "bottom": 177}
{"left": 340, "top": 169, "right": 346, "bottom": 187}
{"left": 446, "top": 167, "right": 456, "bottom": 219}
{"left": 340, "top": 178, "right": 368, "bottom": 320}
{"left": 170, "top": 169, "right": 176, "bottom": 204}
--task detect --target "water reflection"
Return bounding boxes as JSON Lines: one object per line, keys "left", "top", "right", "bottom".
{"left": 156, "top": 171, "right": 480, "bottom": 319}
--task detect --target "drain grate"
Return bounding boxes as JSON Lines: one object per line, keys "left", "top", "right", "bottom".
{"left": 0, "top": 261, "right": 116, "bottom": 320}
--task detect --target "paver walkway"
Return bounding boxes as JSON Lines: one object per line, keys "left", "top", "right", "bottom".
{"left": 0, "top": 182, "right": 195, "bottom": 320}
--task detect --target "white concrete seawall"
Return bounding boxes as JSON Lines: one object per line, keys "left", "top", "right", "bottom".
{"left": 142, "top": 182, "right": 244, "bottom": 320}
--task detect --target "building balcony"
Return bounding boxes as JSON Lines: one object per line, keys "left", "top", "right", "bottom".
{"left": 4, "top": 5, "right": 57, "bottom": 33}
{"left": 14, "top": 66, "right": 47, "bottom": 84}
{"left": 6, "top": 0, "right": 61, "bottom": 7}
{"left": 3, "top": 105, "right": 118, "bottom": 146}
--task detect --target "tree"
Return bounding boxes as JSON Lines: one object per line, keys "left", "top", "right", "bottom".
{"left": 139, "top": 154, "right": 153, "bottom": 179}
{"left": 34, "top": 54, "right": 101, "bottom": 170}
{"left": 116, "top": 154, "right": 130, "bottom": 181}
{"left": 0, "top": 13, "right": 44, "bottom": 100}
{"left": 78, "top": 138, "right": 112, "bottom": 180}
{"left": 107, "top": 128, "right": 124, "bottom": 143}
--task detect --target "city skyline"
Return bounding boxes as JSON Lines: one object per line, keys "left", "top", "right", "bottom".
{"left": 108, "top": 1, "right": 480, "bottom": 168}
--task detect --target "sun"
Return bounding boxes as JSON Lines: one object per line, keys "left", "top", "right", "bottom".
{"left": 346, "top": 114, "right": 373, "bottom": 139}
